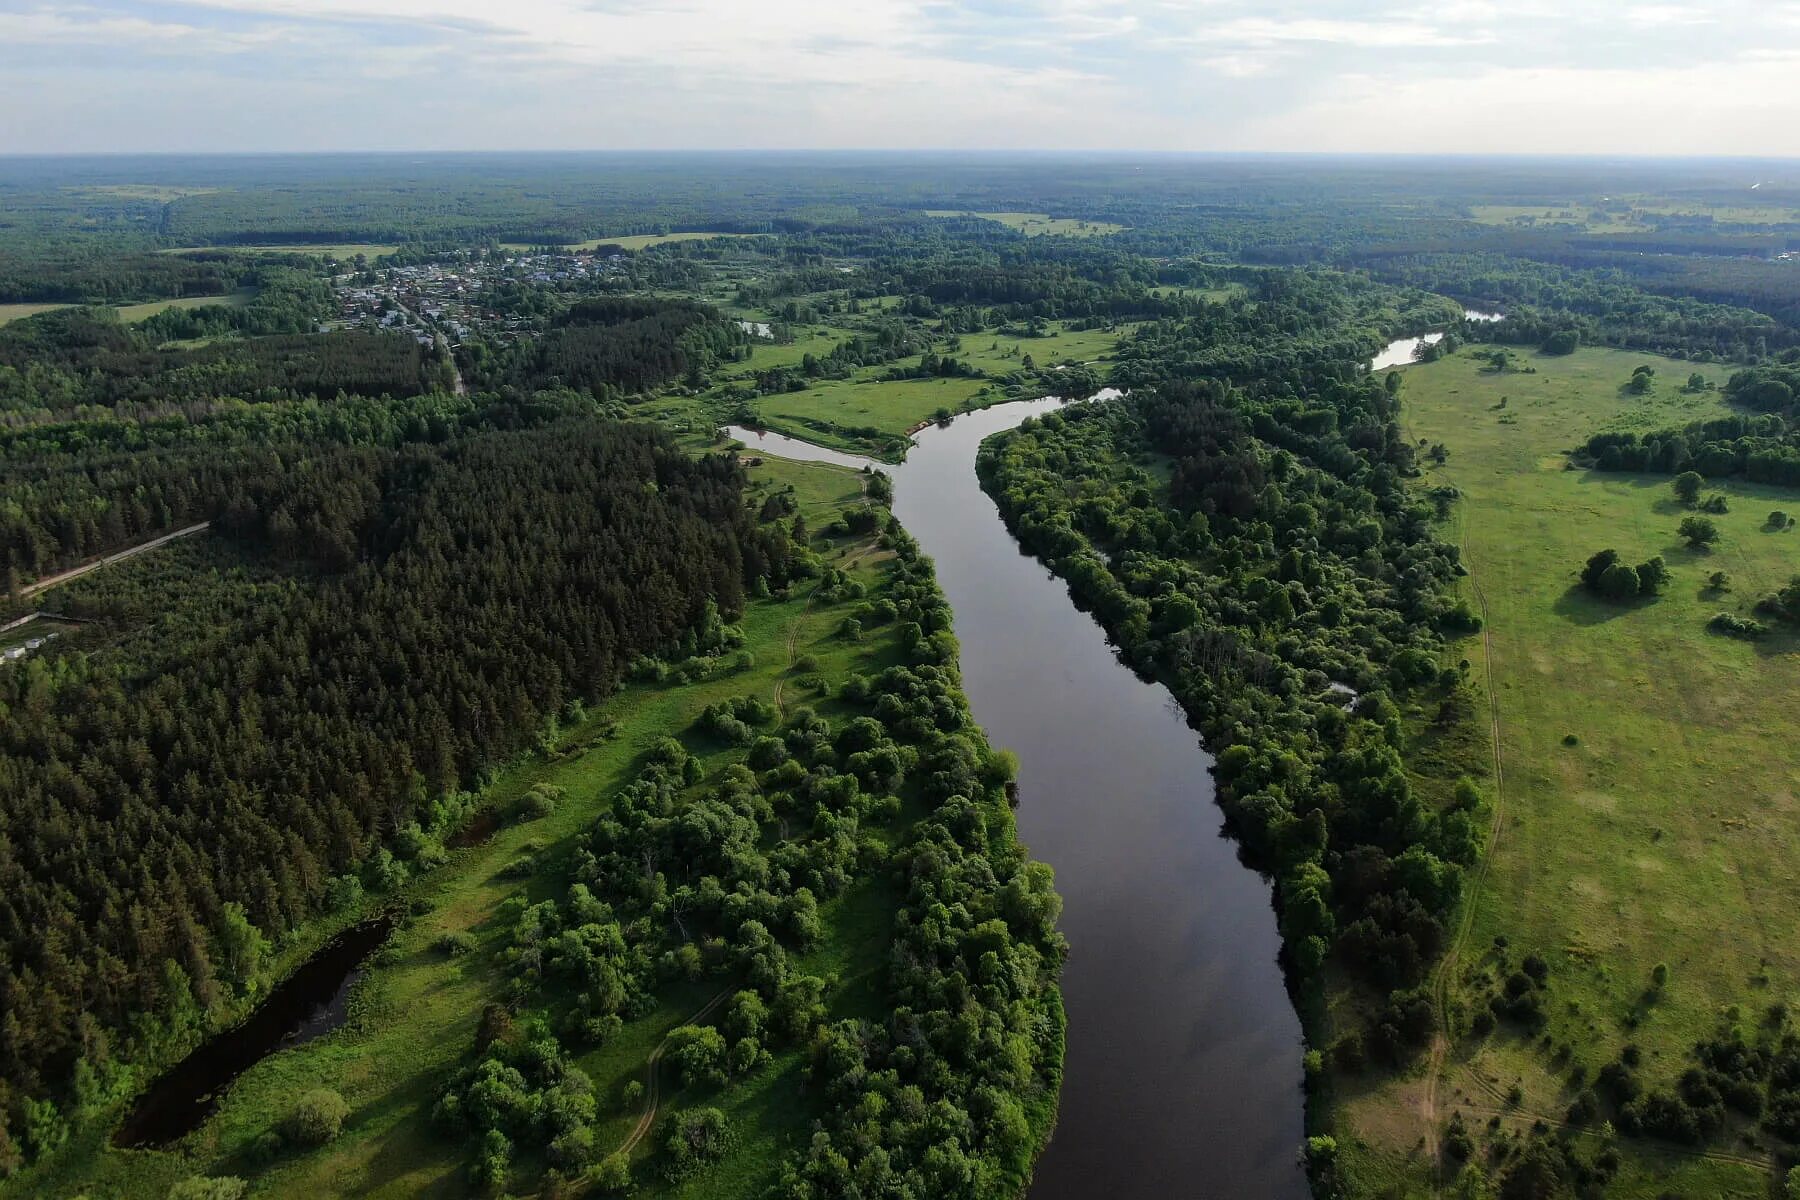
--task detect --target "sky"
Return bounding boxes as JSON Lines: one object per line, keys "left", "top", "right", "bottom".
{"left": 2, "top": 0, "right": 1798, "bottom": 156}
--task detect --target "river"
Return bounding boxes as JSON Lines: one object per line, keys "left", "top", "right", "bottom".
{"left": 1370, "top": 307, "right": 1502, "bottom": 370}
{"left": 727, "top": 406, "right": 1307, "bottom": 1199}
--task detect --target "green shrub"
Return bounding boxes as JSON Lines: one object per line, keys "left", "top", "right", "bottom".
{"left": 435, "top": 930, "right": 478, "bottom": 957}
{"left": 280, "top": 1088, "right": 350, "bottom": 1147}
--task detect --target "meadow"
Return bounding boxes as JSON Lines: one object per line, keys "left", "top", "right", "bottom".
{"left": 922, "top": 211, "right": 1125, "bottom": 237}
{"left": 162, "top": 244, "right": 401, "bottom": 259}
{"left": 0, "top": 302, "right": 69, "bottom": 327}
{"left": 717, "top": 316, "right": 1130, "bottom": 457}
{"left": 1335, "top": 345, "right": 1800, "bottom": 1197}
{"left": 0, "top": 290, "right": 256, "bottom": 327}
{"left": 499, "top": 233, "right": 758, "bottom": 253}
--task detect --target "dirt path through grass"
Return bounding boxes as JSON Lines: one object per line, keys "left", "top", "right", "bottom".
{"left": 618, "top": 988, "right": 735, "bottom": 1159}
{"left": 1418, "top": 454, "right": 1509, "bottom": 1193}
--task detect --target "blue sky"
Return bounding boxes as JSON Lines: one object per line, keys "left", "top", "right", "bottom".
{"left": 2, "top": 0, "right": 1797, "bottom": 154}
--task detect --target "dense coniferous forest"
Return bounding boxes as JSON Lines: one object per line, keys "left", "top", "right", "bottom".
{"left": 0, "top": 422, "right": 793, "bottom": 1137}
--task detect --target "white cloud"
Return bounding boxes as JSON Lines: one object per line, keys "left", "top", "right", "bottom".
{"left": 1, "top": 0, "right": 1798, "bottom": 153}
{"left": 1195, "top": 15, "right": 1493, "bottom": 48}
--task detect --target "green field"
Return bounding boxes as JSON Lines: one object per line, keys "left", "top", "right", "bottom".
{"left": 499, "top": 233, "right": 758, "bottom": 253}
{"left": 922, "top": 211, "right": 1125, "bottom": 237}
{"left": 0, "top": 302, "right": 70, "bottom": 327}
{"left": 721, "top": 320, "right": 1128, "bottom": 457}
{"left": 1, "top": 290, "right": 256, "bottom": 328}
{"left": 1468, "top": 204, "right": 1648, "bottom": 233}
{"left": 117, "top": 289, "right": 256, "bottom": 321}
{"left": 161, "top": 244, "right": 400, "bottom": 259}
{"left": 1338, "top": 346, "right": 1799, "bottom": 1196}
{"left": 21, "top": 457, "right": 983, "bottom": 1200}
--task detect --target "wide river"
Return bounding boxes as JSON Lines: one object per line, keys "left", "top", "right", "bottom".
{"left": 728, "top": 405, "right": 1308, "bottom": 1199}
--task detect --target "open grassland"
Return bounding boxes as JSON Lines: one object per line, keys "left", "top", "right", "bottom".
{"left": 499, "top": 233, "right": 759, "bottom": 253}
{"left": 756, "top": 375, "right": 994, "bottom": 451}
{"left": 1467, "top": 205, "right": 1649, "bottom": 233}
{"left": 0, "top": 302, "right": 70, "bottom": 326}
{"left": 1338, "top": 345, "right": 1799, "bottom": 1197}
{"left": 922, "top": 210, "right": 1126, "bottom": 237}
{"left": 76, "top": 185, "right": 223, "bottom": 202}
{"left": 1, "top": 290, "right": 256, "bottom": 327}
{"left": 1470, "top": 198, "right": 1800, "bottom": 231}
{"left": 117, "top": 289, "right": 256, "bottom": 321}
{"left": 25, "top": 458, "right": 907, "bottom": 1200}
{"left": 162, "top": 244, "right": 401, "bottom": 259}
{"left": 723, "top": 319, "right": 1129, "bottom": 457}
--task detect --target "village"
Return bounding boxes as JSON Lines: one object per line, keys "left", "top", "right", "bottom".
{"left": 327, "top": 247, "right": 630, "bottom": 346}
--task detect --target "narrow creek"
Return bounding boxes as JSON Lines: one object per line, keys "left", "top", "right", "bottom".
{"left": 112, "top": 913, "right": 397, "bottom": 1149}
{"left": 728, "top": 402, "right": 1308, "bottom": 1199}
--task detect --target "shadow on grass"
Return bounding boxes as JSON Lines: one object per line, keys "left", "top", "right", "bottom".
{"left": 1552, "top": 584, "right": 1645, "bottom": 626}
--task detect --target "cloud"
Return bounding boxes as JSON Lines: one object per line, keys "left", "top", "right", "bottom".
{"left": 0, "top": 0, "right": 1797, "bottom": 153}
{"left": 1195, "top": 16, "right": 1493, "bottom": 48}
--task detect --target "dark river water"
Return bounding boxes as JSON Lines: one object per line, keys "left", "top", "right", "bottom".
{"left": 113, "top": 913, "right": 396, "bottom": 1148}
{"left": 728, "top": 403, "right": 1307, "bottom": 1199}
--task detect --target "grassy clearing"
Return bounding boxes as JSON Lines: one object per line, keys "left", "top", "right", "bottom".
{"left": 24, "top": 458, "right": 909, "bottom": 1200}
{"left": 1338, "top": 345, "right": 1798, "bottom": 1195}
{"left": 117, "top": 289, "right": 257, "bottom": 322}
{"left": 0, "top": 302, "right": 70, "bottom": 326}
{"left": 498, "top": 233, "right": 758, "bottom": 253}
{"left": 1149, "top": 284, "right": 1243, "bottom": 304}
{"left": 1467, "top": 205, "right": 1647, "bottom": 233}
{"left": 0, "top": 616, "right": 82, "bottom": 655}
{"left": 756, "top": 375, "right": 994, "bottom": 451}
{"left": 1, "top": 291, "right": 257, "bottom": 328}
{"left": 161, "top": 244, "right": 401, "bottom": 259}
{"left": 76, "top": 185, "right": 223, "bottom": 202}
{"left": 723, "top": 319, "right": 1129, "bottom": 457}
{"left": 922, "top": 211, "right": 1125, "bottom": 237}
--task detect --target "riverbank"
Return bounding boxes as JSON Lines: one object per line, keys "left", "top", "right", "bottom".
{"left": 726, "top": 401, "right": 1309, "bottom": 1198}
{"left": 12, "top": 454, "right": 1064, "bottom": 1200}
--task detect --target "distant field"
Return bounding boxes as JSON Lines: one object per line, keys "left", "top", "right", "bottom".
{"left": 117, "top": 289, "right": 256, "bottom": 321}
{"left": 0, "top": 290, "right": 255, "bottom": 327}
{"left": 75, "top": 184, "right": 222, "bottom": 202}
{"left": 730, "top": 319, "right": 1127, "bottom": 456}
{"left": 1468, "top": 204, "right": 1648, "bottom": 233}
{"left": 499, "top": 232, "right": 759, "bottom": 253}
{"left": 0, "top": 302, "right": 70, "bottom": 327}
{"left": 161, "top": 244, "right": 400, "bottom": 259}
{"left": 1338, "top": 345, "right": 1796, "bottom": 1196}
{"left": 1471, "top": 198, "right": 1800, "bottom": 230}
{"left": 923, "top": 210, "right": 1126, "bottom": 237}
{"left": 1150, "top": 283, "right": 1243, "bottom": 303}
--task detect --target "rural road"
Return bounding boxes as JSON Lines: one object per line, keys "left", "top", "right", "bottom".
{"left": 618, "top": 988, "right": 733, "bottom": 1158}
{"left": 22, "top": 521, "right": 212, "bottom": 599}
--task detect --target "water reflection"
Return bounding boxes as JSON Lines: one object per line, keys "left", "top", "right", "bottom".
{"left": 730, "top": 395, "right": 1307, "bottom": 1199}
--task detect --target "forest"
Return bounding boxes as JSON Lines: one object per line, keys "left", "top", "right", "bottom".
{"left": 0, "top": 422, "right": 792, "bottom": 1142}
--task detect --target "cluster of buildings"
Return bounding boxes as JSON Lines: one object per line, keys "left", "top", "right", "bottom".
{"left": 2, "top": 629, "right": 59, "bottom": 664}
{"left": 328, "top": 249, "right": 629, "bottom": 346}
